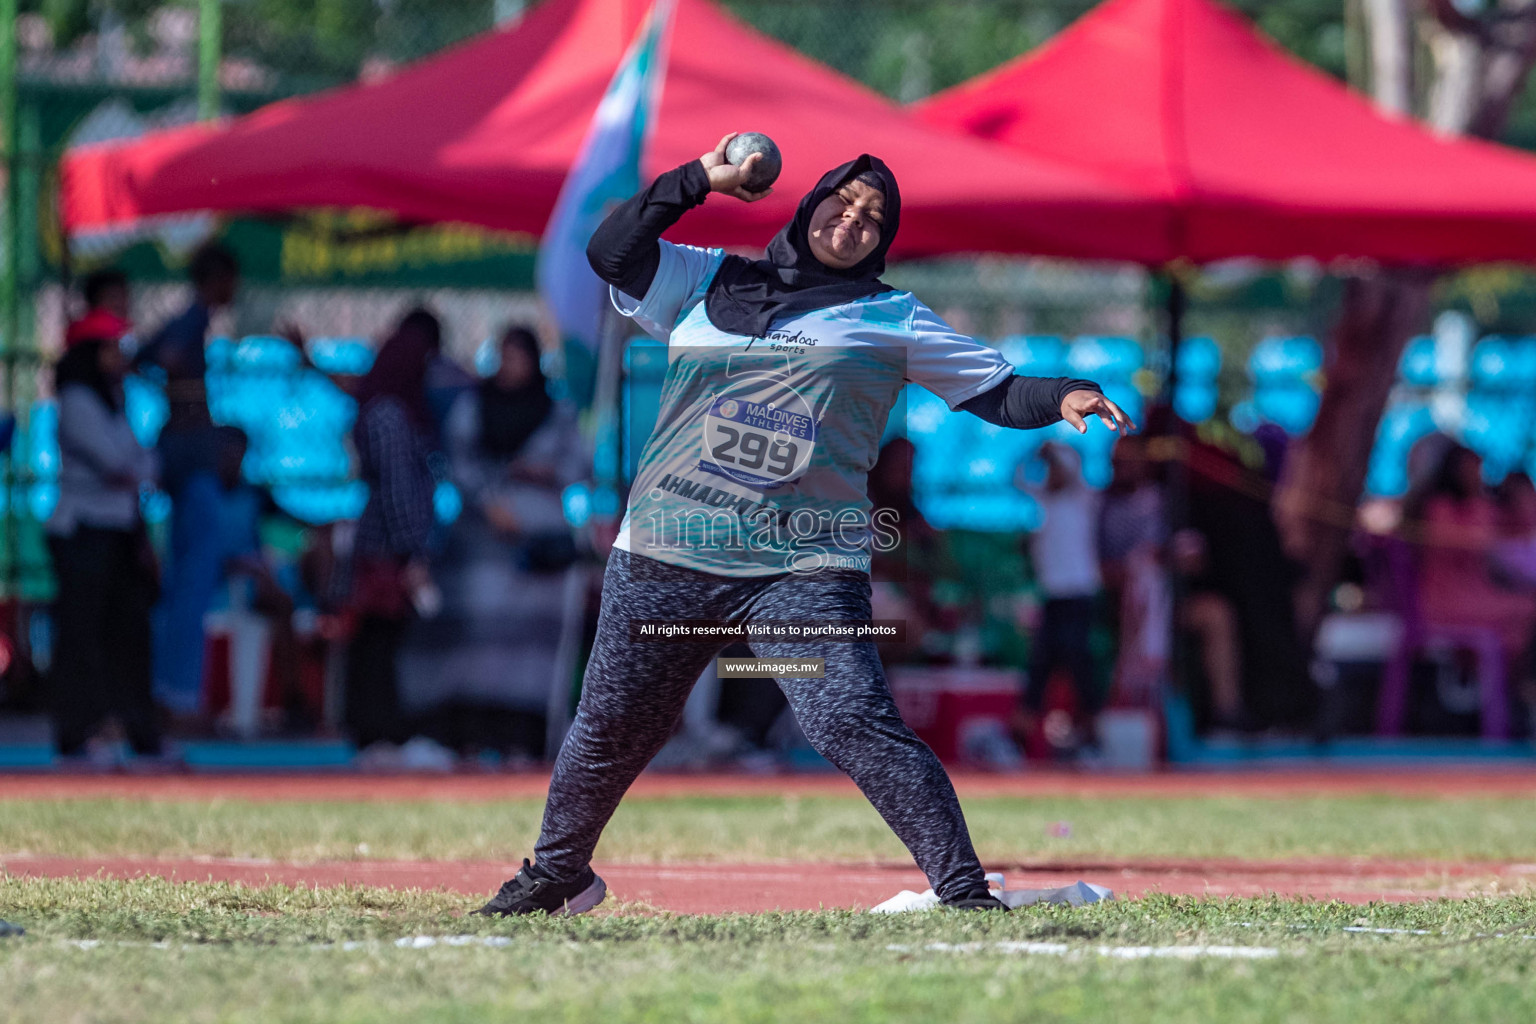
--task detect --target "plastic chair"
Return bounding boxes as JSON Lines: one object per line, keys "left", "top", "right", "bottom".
{"left": 1370, "top": 534, "right": 1510, "bottom": 739}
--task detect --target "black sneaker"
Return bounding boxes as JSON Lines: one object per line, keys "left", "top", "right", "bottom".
{"left": 474, "top": 859, "right": 607, "bottom": 917}
{"left": 941, "top": 884, "right": 1011, "bottom": 911}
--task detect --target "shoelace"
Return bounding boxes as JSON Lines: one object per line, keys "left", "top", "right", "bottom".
{"left": 491, "top": 861, "right": 544, "bottom": 904}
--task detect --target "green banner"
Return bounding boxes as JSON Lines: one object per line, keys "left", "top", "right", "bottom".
{"left": 63, "top": 209, "right": 539, "bottom": 290}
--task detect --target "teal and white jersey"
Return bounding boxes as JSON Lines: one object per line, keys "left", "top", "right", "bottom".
{"left": 611, "top": 240, "right": 1015, "bottom": 577}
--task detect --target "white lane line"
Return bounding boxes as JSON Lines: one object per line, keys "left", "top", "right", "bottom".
{"left": 51, "top": 936, "right": 1283, "bottom": 959}
{"left": 886, "top": 941, "right": 1283, "bottom": 960}
{"left": 1342, "top": 926, "right": 1435, "bottom": 935}
{"left": 1239, "top": 922, "right": 1536, "bottom": 940}
{"left": 393, "top": 935, "right": 513, "bottom": 948}
{"left": 1339, "top": 926, "right": 1534, "bottom": 940}
{"left": 55, "top": 936, "right": 522, "bottom": 951}
{"left": 59, "top": 932, "right": 1528, "bottom": 956}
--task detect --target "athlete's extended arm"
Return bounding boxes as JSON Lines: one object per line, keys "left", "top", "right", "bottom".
{"left": 958, "top": 376, "right": 1136, "bottom": 433}
{"left": 586, "top": 132, "right": 772, "bottom": 300}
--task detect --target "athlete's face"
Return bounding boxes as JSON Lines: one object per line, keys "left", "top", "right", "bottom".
{"left": 807, "top": 179, "right": 885, "bottom": 270}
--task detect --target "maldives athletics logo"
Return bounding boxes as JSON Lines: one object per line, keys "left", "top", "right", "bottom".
{"left": 698, "top": 378, "right": 818, "bottom": 489}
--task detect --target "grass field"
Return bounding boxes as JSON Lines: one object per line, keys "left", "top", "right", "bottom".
{"left": 4, "top": 778, "right": 1536, "bottom": 1023}
{"left": 5, "top": 792, "right": 1536, "bottom": 862}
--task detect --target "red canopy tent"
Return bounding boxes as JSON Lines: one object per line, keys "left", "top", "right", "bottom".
{"left": 914, "top": 0, "right": 1536, "bottom": 266}
{"left": 60, "top": 0, "right": 1162, "bottom": 260}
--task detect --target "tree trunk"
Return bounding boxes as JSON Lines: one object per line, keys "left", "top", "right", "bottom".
{"left": 1425, "top": 27, "right": 1482, "bottom": 130}
{"left": 1362, "top": 0, "right": 1415, "bottom": 114}
{"left": 1429, "top": 1, "right": 1536, "bottom": 137}
{"left": 1275, "top": 271, "right": 1433, "bottom": 636}
{"left": 1274, "top": 0, "right": 1425, "bottom": 635}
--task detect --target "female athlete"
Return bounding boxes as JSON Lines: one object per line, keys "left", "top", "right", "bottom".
{"left": 477, "top": 133, "right": 1134, "bottom": 916}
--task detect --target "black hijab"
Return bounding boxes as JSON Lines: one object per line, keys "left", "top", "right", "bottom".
{"left": 354, "top": 307, "right": 442, "bottom": 437}
{"left": 479, "top": 327, "right": 554, "bottom": 458}
{"left": 704, "top": 154, "right": 901, "bottom": 338}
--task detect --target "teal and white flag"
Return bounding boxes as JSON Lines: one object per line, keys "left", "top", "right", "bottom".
{"left": 537, "top": 0, "right": 676, "bottom": 351}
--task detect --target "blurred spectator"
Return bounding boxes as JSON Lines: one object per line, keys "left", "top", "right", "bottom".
{"left": 1094, "top": 418, "right": 1249, "bottom": 727}
{"left": 46, "top": 330, "right": 162, "bottom": 760}
{"left": 82, "top": 268, "right": 131, "bottom": 319}
{"left": 1171, "top": 527, "right": 1244, "bottom": 727}
{"left": 212, "top": 426, "right": 312, "bottom": 734}
{"left": 1493, "top": 472, "right": 1536, "bottom": 589}
{"left": 1183, "top": 428, "right": 1314, "bottom": 731}
{"left": 135, "top": 243, "right": 240, "bottom": 724}
{"left": 1019, "top": 442, "right": 1104, "bottom": 746}
{"left": 301, "top": 521, "right": 346, "bottom": 615}
{"left": 134, "top": 242, "right": 238, "bottom": 489}
{"left": 397, "top": 325, "right": 588, "bottom": 761}
{"left": 342, "top": 308, "right": 443, "bottom": 753}
{"left": 867, "top": 437, "right": 953, "bottom": 664}
{"left": 1098, "top": 434, "right": 1165, "bottom": 605}
{"left": 1493, "top": 472, "right": 1536, "bottom": 735}
{"left": 1403, "top": 432, "right": 1457, "bottom": 512}
{"left": 1409, "top": 445, "right": 1536, "bottom": 659}
{"left": 1098, "top": 434, "right": 1169, "bottom": 707}
{"left": 424, "top": 348, "right": 479, "bottom": 440}
{"left": 1114, "top": 541, "right": 1172, "bottom": 707}
{"left": 1252, "top": 422, "right": 1292, "bottom": 485}
{"left": 66, "top": 268, "right": 131, "bottom": 349}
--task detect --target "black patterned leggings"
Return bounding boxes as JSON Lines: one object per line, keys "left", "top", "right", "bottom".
{"left": 532, "top": 547, "right": 988, "bottom": 902}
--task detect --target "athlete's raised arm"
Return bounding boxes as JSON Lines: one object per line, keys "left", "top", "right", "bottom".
{"left": 586, "top": 132, "right": 773, "bottom": 299}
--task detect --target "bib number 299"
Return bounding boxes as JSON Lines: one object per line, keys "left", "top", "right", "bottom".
{"left": 699, "top": 393, "right": 816, "bottom": 488}
{"left": 710, "top": 424, "right": 798, "bottom": 478}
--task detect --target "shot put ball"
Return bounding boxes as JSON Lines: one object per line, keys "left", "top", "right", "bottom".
{"left": 725, "top": 132, "right": 782, "bottom": 192}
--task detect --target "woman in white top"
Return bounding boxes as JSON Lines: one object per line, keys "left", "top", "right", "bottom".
{"left": 47, "top": 325, "right": 162, "bottom": 758}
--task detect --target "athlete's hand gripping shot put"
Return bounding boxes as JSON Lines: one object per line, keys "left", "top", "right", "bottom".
{"left": 476, "top": 132, "right": 1134, "bottom": 917}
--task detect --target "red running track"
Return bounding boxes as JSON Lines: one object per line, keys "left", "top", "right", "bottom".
{"left": 7, "top": 769, "right": 1536, "bottom": 911}
{"left": 5, "top": 854, "right": 1534, "bottom": 911}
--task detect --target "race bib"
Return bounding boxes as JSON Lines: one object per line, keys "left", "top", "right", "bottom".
{"left": 698, "top": 379, "right": 818, "bottom": 489}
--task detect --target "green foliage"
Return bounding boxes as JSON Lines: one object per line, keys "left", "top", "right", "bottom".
{"left": 17, "top": 1, "right": 1354, "bottom": 100}
{"left": 723, "top": 0, "right": 1085, "bottom": 99}
{"left": 1228, "top": 0, "right": 1350, "bottom": 79}
{"left": 720, "top": 0, "right": 1353, "bottom": 101}
{"left": 31, "top": 0, "right": 92, "bottom": 49}
{"left": 221, "top": 0, "right": 495, "bottom": 85}
{"left": 372, "top": 0, "right": 497, "bottom": 65}
{"left": 20, "top": 0, "right": 168, "bottom": 52}
{"left": 7, "top": 0, "right": 1501, "bottom": 140}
